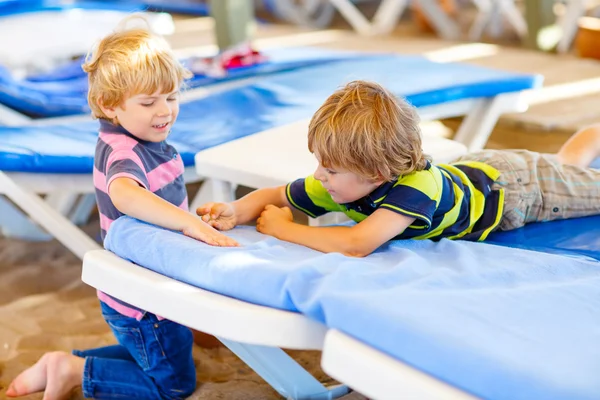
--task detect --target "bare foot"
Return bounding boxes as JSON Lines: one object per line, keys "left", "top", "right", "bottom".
{"left": 6, "top": 351, "right": 84, "bottom": 399}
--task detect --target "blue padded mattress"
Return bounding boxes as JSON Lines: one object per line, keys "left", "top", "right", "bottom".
{"left": 0, "top": 0, "right": 153, "bottom": 16}
{"left": 0, "top": 47, "right": 362, "bottom": 117}
{"left": 0, "top": 0, "right": 208, "bottom": 17}
{"left": 488, "top": 215, "right": 600, "bottom": 261}
{"left": 105, "top": 215, "right": 600, "bottom": 400}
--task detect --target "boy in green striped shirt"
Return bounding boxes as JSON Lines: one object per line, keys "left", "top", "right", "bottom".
{"left": 197, "top": 80, "right": 600, "bottom": 257}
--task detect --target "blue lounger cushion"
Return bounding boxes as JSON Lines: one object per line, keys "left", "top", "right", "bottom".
{"left": 0, "top": 53, "right": 541, "bottom": 172}
{"left": 0, "top": 0, "right": 207, "bottom": 16}
{"left": 0, "top": 0, "right": 154, "bottom": 16}
{"left": 1, "top": 47, "right": 363, "bottom": 117}
{"left": 105, "top": 216, "right": 600, "bottom": 400}
{"left": 92, "top": 0, "right": 210, "bottom": 16}
{"left": 488, "top": 215, "right": 600, "bottom": 261}
{"left": 25, "top": 47, "right": 355, "bottom": 83}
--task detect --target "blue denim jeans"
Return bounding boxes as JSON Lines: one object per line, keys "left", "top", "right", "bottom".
{"left": 73, "top": 301, "right": 196, "bottom": 399}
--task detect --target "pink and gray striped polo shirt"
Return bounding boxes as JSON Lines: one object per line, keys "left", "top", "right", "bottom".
{"left": 94, "top": 119, "right": 188, "bottom": 319}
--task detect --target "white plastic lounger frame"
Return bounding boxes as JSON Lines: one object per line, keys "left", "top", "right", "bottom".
{"left": 326, "top": 0, "right": 461, "bottom": 39}
{"left": 193, "top": 91, "right": 527, "bottom": 210}
{"left": 321, "top": 330, "right": 478, "bottom": 400}
{"left": 82, "top": 249, "right": 350, "bottom": 400}
{"left": 468, "top": 0, "right": 527, "bottom": 41}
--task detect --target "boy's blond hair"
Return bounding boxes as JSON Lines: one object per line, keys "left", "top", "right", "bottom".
{"left": 82, "top": 18, "right": 192, "bottom": 120}
{"left": 308, "top": 80, "right": 428, "bottom": 182}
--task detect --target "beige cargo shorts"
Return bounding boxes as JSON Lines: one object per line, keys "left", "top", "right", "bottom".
{"left": 453, "top": 149, "right": 600, "bottom": 231}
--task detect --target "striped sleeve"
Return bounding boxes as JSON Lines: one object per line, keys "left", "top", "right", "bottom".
{"left": 286, "top": 176, "right": 341, "bottom": 218}
{"left": 106, "top": 150, "right": 150, "bottom": 191}
{"left": 380, "top": 170, "right": 441, "bottom": 227}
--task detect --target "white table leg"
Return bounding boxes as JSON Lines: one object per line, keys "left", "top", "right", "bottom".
{"left": 191, "top": 178, "right": 237, "bottom": 211}
{"left": 415, "top": 0, "right": 462, "bottom": 39}
{"left": 70, "top": 194, "right": 97, "bottom": 225}
{"left": 328, "top": 0, "right": 374, "bottom": 35}
{"left": 557, "top": 0, "right": 586, "bottom": 53}
{"left": 453, "top": 93, "right": 525, "bottom": 152}
{"left": 469, "top": 0, "right": 494, "bottom": 40}
{"left": 371, "top": 0, "right": 410, "bottom": 34}
{"left": 499, "top": 0, "right": 528, "bottom": 39}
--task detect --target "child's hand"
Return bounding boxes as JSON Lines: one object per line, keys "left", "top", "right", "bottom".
{"left": 256, "top": 205, "right": 293, "bottom": 237}
{"left": 196, "top": 202, "right": 237, "bottom": 231}
{"left": 183, "top": 219, "right": 239, "bottom": 247}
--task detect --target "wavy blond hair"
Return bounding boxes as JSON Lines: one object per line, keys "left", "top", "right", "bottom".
{"left": 82, "top": 16, "right": 191, "bottom": 120}
{"left": 308, "top": 80, "right": 429, "bottom": 181}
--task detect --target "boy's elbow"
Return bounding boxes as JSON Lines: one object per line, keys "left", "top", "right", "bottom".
{"left": 339, "top": 235, "right": 373, "bottom": 258}
{"left": 341, "top": 249, "right": 369, "bottom": 258}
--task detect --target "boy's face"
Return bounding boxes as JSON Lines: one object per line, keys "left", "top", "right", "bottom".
{"left": 102, "top": 89, "right": 180, "bottom": 142}
{"left": 313, "top": 152, "right": 383, "bottom": 204}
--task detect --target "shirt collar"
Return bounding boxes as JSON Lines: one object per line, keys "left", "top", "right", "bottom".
{"left": 99, "top": 119, "right": 128, "bottom": 134}
{"left": 342, "top": 180, "right": 396, "bottom": 212}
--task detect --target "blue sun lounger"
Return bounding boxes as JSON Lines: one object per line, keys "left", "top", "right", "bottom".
{"left": 81, "top": 209, "right": 600, "bottom": 400}
{"left": 0, "top": 47, "right": 361, "bottom": 119}
{"left": 0, "top": 0, "right": 208, "bottom": 17}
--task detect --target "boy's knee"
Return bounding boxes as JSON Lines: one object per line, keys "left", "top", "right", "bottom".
{"left": 158, "top": 376, "right": 196, "bottom": 400}
{"left": 157, "top": 362, "right": 196, "bottom": 400}
{"left": 177, "top": 370, "right": 197, "bottom": 398}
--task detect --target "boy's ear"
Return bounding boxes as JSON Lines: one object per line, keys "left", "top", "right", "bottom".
{"left": 98, "top": 98, "right": 117, "bottom": 119}
{"left": 374, "top": 173, "right": 387, "bottom": 185}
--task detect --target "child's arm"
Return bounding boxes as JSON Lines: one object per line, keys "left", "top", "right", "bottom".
{"left": 257, "top": 205, "right": 415, "bottom": 257}
{"left": 110, "top": 177, "right": 239, "bottom": 247}
{"left": 197, "top": 186, "right": 289, "bottom": 230}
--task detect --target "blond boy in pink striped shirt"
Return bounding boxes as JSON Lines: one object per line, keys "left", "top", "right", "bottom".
{"left": 7, "top": 21, "right": 237, "bottom": 400}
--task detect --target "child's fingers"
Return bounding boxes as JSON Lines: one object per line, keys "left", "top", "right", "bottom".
{"left": 198, "top": 232, "right": 219, "bottom": 246}
{"left": 196, "top": 202, "right": 215, "bottom": 216}
{"left": 214, "top": 234, "right": 239, "bottom": 247}
{"left": 221, "top": 239, "right": 240, "bottom": 247}
{"left": 210, "top": 203, "right": 228, "bottom": 219}
{"left": 185, "top": 230, "right": 218, "bottom": 246}
{"left": 226, "top": 238, "right": 240, "bottom": 247}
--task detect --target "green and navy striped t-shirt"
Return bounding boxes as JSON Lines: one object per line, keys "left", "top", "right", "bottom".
{"left": 286, "top": 160, "right": 504, "bottom": 241}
